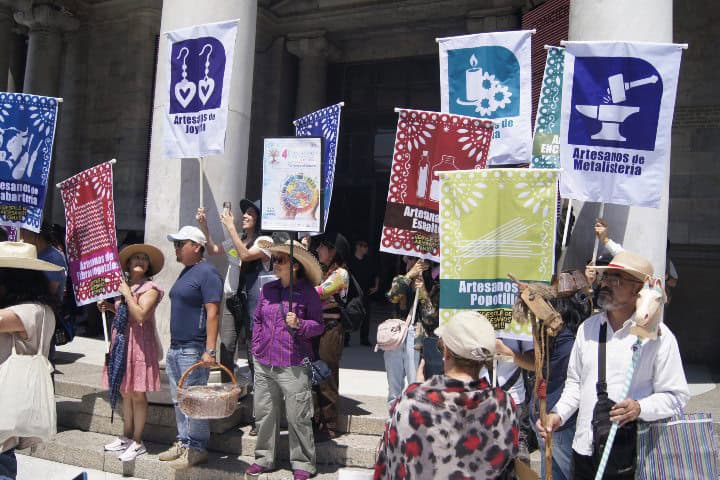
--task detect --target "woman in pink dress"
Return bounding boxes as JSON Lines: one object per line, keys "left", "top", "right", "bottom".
{"left": 99, "top": 244, "right": 164, "bottom": 461}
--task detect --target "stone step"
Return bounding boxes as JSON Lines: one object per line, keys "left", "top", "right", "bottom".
{"left": 20, "top": 429, "right": 375, "bottom": 480}
{"left": 57, "top": 396, "right": 380, "bottom": 468}
{"left": 54, "top": 370, "right": 389, "bottom": 436}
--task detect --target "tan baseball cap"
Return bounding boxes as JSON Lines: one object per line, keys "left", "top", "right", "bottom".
{"left": 435, "top": 311, "right": 496, "bottom": 362}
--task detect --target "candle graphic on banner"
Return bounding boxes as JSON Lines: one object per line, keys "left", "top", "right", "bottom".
{"left": 466, "top": 55, "right": 483, "bottom": 101}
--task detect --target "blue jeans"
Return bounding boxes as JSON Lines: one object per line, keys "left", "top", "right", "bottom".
{"left": 532, "top": 419, "right": 575, "bottom": 480}
{"left": 383, "top": 325, "right": 420, "bottom": 407}
{"left": 166, "top": 346, "right": 211, "bottom": 451}
{"left": 0, "top": 449, "right": 16, "bottom": 480}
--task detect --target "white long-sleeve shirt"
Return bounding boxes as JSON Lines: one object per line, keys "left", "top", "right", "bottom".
{"left": 552, "top": 311, "right": 689, "bottom": 456}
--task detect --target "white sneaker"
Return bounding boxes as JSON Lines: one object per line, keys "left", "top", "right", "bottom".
{"left": 104, "top": 436, "right": 131, "bottom": 452}
{"left": 119, "top": 441, "right": 146, "bottom": 462}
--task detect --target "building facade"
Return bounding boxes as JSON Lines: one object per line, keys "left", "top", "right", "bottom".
{"left": 0, "top": 0, "right": 717, "bottom": 364}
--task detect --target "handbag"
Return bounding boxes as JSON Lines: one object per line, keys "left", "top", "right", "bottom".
{"left": 591, "top": 323, "right": 637, "bottom": 477}
{"left": 335, "top": 274, "right": 367, "bottom": 332}
{"left": 636, "top": 406, "right": 719, "bottom": 479}
{"left": 303, "top": 357, "right": 332, "bottom": 386}
{"left": 374, "top": 288, "right": 419, "bottom": 352}
{"left": 0, "top": 306, "right": 57, "bottom": 445}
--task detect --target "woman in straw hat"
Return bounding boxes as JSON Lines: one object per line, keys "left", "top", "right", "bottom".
{"left": 0, "top": 241, "right": 63, "bottom": 479}
{"left": 244, "top": 240, "right": 323, "bottom": 480}
{"left": 98, "top": 243, "right": 165, "bottom": 462}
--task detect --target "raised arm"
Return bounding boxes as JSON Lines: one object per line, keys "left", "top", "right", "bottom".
{"left": 220, "top": 209, "right": 266, "bottom": 262}
{"left": 196, "top": 207, "right": 224, "bottom": 256}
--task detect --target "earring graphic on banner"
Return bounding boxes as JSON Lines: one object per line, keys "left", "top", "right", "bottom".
{"left": 174, "top": 47, "right": 196, "bottom": 109}
{"left": 198, "top": 44, "right": 216, "bottom": 105}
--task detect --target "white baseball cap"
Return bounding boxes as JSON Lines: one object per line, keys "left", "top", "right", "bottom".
{"left": 435, "top": 311, "right": 496, "bottom": 362}
{"left": 167, "top": 226, "right": 207, "bottom": 246}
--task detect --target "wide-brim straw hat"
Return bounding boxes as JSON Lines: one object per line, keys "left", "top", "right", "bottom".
{"left": 594, "top": 250, "right": 654, "bottom": 282}
{"left": 119, "top": 243, "right": 165, "bottom": 275}
{"left": 0, "top": 241, "right": 64, "bottom": 271}
{"left": 268, "top": 240, "right": 323, "bottom": 286}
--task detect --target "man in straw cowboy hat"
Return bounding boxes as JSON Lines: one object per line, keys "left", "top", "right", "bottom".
{"left": 539, "top": 250, "right": 689, "bottom": 479}
{"left": 159, "top": 226, "right": 223, "bottom": 469}
{"left": 0, "top": 241, "right": 64, "bottom": 479}
{"left": 374, "top": 310, "right": 519, "bottom": 479}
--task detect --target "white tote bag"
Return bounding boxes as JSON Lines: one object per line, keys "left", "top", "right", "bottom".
{"left": 0, "top": 307, "right": 57, "bottom": 445}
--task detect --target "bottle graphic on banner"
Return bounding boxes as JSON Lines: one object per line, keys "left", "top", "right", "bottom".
{"left": 430, "top": 154, "right": 457, "bottom": 202}
{"left": 416, "top": 150, "right": 429, "bottom": 199}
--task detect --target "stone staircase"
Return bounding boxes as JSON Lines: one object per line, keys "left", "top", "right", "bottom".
{"left": 20, "top": 356, "right": 383, "bottom": 479}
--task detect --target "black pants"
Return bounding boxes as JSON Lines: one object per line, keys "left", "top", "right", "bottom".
{"left": 572, "top": 451, "right": 634, "bottom": 480}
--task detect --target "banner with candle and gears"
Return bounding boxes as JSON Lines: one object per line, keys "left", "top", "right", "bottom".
{"left": 58, "top": 161, "right": 122, "bottom": 306}
{"left": 0, "top": 93, "right": 59, "bottom": 232}
{"left": 379, "top": 108, "right": 493, "bottom": 262}
{"left": 438, "top": 30, "right": 533, "bottom": 166}
{"left": 559, "top": 41, "right": 684, "bottom": 208}
{"left": 164, "top": 20, "right": 238, "bottom": 158}
{"left": 438, "top": 169, "right": 558, "bottom": 340}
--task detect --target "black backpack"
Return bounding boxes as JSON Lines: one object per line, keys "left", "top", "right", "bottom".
{"left": 336, "top": 274, "right": 366, "bottom": 332}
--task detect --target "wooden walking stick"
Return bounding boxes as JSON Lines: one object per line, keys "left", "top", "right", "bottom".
{"left": 510, "top": 274, "right": 564, "bottom": 480}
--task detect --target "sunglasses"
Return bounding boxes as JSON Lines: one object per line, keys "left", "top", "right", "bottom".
{"left": 272, "top": 255, "right": 290, "bottom": 265}
{"left": 173, "top": 240, "right": 189, "bottom": 249}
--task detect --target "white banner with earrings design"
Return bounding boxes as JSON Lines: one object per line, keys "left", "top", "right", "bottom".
{"left": 163, "top": 20, "right": 239, "bottom": 159}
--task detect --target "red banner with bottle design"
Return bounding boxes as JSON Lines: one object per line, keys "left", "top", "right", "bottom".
{"left": 58, "top": 161, "right": 122, "bottom": 306}
{"left": 379, "top": 108, "right": 494, "bottom": 261}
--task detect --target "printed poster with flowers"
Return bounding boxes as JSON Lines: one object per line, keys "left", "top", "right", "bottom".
{"left": 379, "top": 108, "right": 494, "bottom": 262}
{"left": 439, "top": 168, "right": 558, "bottom": 340}
{"left": 58, "top": 161, "right": 122, "bottom": 306}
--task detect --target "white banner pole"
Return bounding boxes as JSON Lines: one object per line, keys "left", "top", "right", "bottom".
{"left": 198, "top": 157, "right": 204, "bottom": 209}
{"left": 591, "top": 202, "right": 605, "bottom": 264}
{"left": 101, "top": 311, "right": 110, "bottom": 354}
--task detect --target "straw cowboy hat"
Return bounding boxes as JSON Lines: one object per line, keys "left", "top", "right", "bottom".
{"left": 594, "top": 250, "right": 654, "bottom": 282}
{"left": 268, "top": 240, "right": 323, "bottom": 286}
{"left": 0, "top": 241, "right": 65, "bottom": 271}
{"left": 119, "top": 243, "right": 165, "bottom": 275}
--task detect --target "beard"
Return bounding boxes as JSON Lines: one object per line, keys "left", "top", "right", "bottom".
{"left": 596, "top": 288, "right": 620, "bottom": 311}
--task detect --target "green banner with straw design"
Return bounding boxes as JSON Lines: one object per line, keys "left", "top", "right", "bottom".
{"left": 439, "top": 168, "right": 558, "bottom": 339}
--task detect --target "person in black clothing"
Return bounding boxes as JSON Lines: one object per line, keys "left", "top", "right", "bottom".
{"left": 346, "top": 239, "right": 379, "bottom": 346}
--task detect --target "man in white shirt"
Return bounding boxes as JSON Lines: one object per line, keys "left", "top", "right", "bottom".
{"left": 538, "top": 250, "right": 689, "bottom": 479}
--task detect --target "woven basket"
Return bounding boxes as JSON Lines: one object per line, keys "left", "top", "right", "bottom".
{"left": 177, "top": 362, "right": 248, "bottom": 419}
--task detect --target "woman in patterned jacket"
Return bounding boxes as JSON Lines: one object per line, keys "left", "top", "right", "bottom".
{"left": 374, "top": 311, "right": 519, "bottom": 480}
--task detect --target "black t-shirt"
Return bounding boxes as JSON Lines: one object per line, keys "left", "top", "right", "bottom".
{"left": 347, "top": 255, "right": 377, "bottom": 293}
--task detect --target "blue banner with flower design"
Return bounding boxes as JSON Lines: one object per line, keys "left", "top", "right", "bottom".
{"left": 294, "top": 102, "right": 343, "bottom": 232}
{"left": 0, "top": 92, "right": 59, "bottom": 232}
{"left": 532, "top": 46, "right": 564, "bottom": 169}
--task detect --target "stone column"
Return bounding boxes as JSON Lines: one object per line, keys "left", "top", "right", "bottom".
{"left": 7, "top": 26, "right": 27, "bottom": 93}
{"left": 0, "top": 3, "right": 13, "bottom": 91}
{"left": 144, "top": 1, "right": 257, "bottom": 356}
{"left": 286, "top": 32, "right": 340, "bottom": 118}
{"left": 563, "top": 0, "right": 673, "bottom": 281}
{"left": 14, "top": 3, "right": 79, "bottom": 97}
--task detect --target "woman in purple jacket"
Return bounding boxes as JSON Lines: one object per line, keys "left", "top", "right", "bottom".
{"left": 244, "top": 240, "right": 324, "bottom": 480}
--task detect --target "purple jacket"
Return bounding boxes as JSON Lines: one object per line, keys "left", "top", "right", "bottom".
{"left": 251, "top": 278, "right": 324, "bottom": 367}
